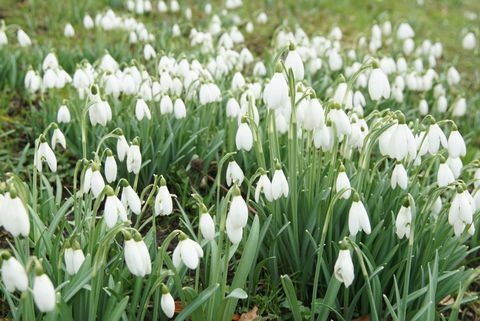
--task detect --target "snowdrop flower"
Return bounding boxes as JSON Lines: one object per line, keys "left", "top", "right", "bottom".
{"left": 64, "top": 242, "right": 85, "bottom": 275}
{"left": 333, "top": 83, "right": 352, "bottom": 109}
{"left": 335, "top": 165, "right": 351, "bottom": 199}
{"left": 161, "top": 285, "right": 175, "bottom": 318}
{"left": 368, "top": 67, "right": 390, "bottom": 101}
{"left": 83, "top": 15, "right": 94, "bottom": 29}
{"left": 303, "top": 98, "right": 325, "bottom": 130}
{"left": 235, "top": 120, "right": 253, "bottom": 152}
{"left": 448, "top": 126, "right": 466, "bottom": 158}
{"left": 90, "top": 166, "right": 105, "bottom": 199}
{"left": 199, "top": 83, "right": 221, "bottom": 105}
{"left": 271, "top": 163, "right": 289, "bottom": 199}
{"left": 170, "top": 0, "right": 180, "bottom": 12}
{"left": 432, "top": 196, "right": 443, "bottom": 218}
{"left": 226, "top": 161, "right": 244, "bottom": 186}
{"left": 388, "top": 116, "right": 417, "bottom": 161}
{"left": 124, "top": 232, "right": 151, "bottom": 277}
{"left": 1, "top": 254, "right": 28, "bottom": 292}
{"left": 57, "top": 104, "right": 71, "bottom": 123}
{"left": 436, "top": 96, "right": 448, "bottom": 113}
{"left": 426, "top": 123, "right": 447, "bottom": 154}
{"left": 418, "top": 99, "right": 428, "bottom": 116}
{"left": 391, "top": 162, "right": 408, "bottom": 190}
{"left": 257, "top": 12, "right": 268, "bottom": 24}
{"left": 348, "top": 193, "right": 371, "bottom": 236}
{"left": 199, "top": 204, "right": 215, "bottom": 241}
{"left": 35, "top": 138, "right": 57, "bottom": 173}
{"left": 231, "top": 72, "right": 246, "bottom": 92}
{"left": 172, "top": 235, "right": 204, "bottom": 269}
{"left": 447, "top": 157, "right": 462, "bottom": 179}
{"left": 173, "top": 98, "right": 186, "bottom": 119}
{"left": 127, "top": 140, "right": 142, "bottom": 175}
{"left": 104, "top": 186, "right": 127, "bottom": 228}
{"left": 285, "top": 44, "right": 304, "bottom": 81}
{"left": 449, "top": 187, "right": 474, "bottom": 236}
{"left": 313, "top": 123, "right": 334, "bottom": 151}
{"left": 51, "top": 127, "right": 66, "bottom": 150}
{"left": 33, "top": 272, "right": 56, "bottom": 312}
{"left": 437, "top": 159, "right": 455, "bottom": 187}
{"left": 0, "top": 29, "right": 7, "bottom": 46}
{"left": 121, "top": 182, "right": 141, "bottom": 215}
{"left": 452, "top": 98, "right": 467, "bottom": 117}
{"left": 227, "top": 186, "right": 249, "bottom": 230}
{"left": 328, "top": 104, "right": 351, "bottom": 140}
{"left": 154, "top": 177, "right": 173, "bottom": 216}
{"left": 104, "top": 150, "right": 117, "bottom": 183}
{"left": 160, "top": 95, "right": 173, "bottom": 114}
{"left": 143, "top": 44, "right": 156, "bottom": 60}
{"left": 64, "top": 23, "right": 75, "bottom": 37}
{"left": 24, "top": 69, "right": 41, "bottom": 93}
{"left": 253, "top": 61, "right": 267, "bottom": 77}
{"left": 328, "top": 50, "right": 343, "bottom": 71}
{"left": 462, "top": 32, "right": 476, "bottom": 50}
{"left": 396, "top": 22, "right": 414, "bottom": 40}
{"left": 117, "top": 135, "right": 129, "bottom": 162}
{"left": 263, "top": 70, "right": 289, "bottom": 110}
{"left": 255, "top": 173, "right": 273, "bottom": 202}
{"left": 396, "top": 200, "right": 412, "bottom": 239}
{"left": 226, "top": 98, "right": 240, "bottom": 118}
{"left": 334, "top": 248, "right": 354, "bottom": 287}
{"left": 17, "top": 29, "right": 32, "bottom": 47}
{"left": 135, "top": 98, "right": 152, "bottom": 121}
{"left": 447, "top": 66, "right": 460, "bottom": 86}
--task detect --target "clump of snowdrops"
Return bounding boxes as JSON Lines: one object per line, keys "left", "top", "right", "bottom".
{"left": 1, "top": 1, "right": 480, "bottom": 321}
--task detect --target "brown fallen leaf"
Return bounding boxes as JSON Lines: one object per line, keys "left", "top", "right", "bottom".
{"left": 239, "top": 306, "right": 258, "bottom": 321}
{"left": 440, "top": 295, "right": 455, "bottom": 306}
{"left": 352, "top": 316, "right": 369, "bottom": 321}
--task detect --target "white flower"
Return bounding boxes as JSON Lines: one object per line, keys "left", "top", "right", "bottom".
{"left": 452, "top": 98, "right": 467, "bottom": 117}
{"left": 303, "top": 98, "right": 324, "bottom": 130}
{"left": 64, "top": 23, "right": 75, "bottom": 37}
{"left": 255, "top": 174, "right": 273, "bottom": 202}
{"left": 199, "top": 207, "right": 215, "bottom": 241}
{"left": 447, "top": 66, "right": 460, "bottom": 86}
{"left": 418, "top": 99, "right": 428, "bottom": 116}
{"left": 161, "top": 287, "right": 175, "bottom": 318}
{"left": 348, "top": 196, "right": 371, "bottom": 236}
{"left": 0, "top": 30, "right": 8, "bottom": 46}
{"left": 154, "top": 179, "right": 173, "bottom": 216}
{"left": 462, "top": 32, "right": 476, "bottom": 50}
{"left": 35, "top": 140, "right": 57, "bottom": 173}
{"left": 172, "top": 237, "right": 204, "bottom": 269}
{"left": 57, "top": 105, "right": 71, "bottom": 123}
{"left": 285, "top": 47, "right": 304, "bottom": 81}
{"left": 334, "top": 249, "right": 354, "bottom": 287}
{"left": 33, "top": 273, "right": 56, "bottom": 312}
{"left": 437, "top": 161, "right": 455, "bottom": 187}
{"left": 143, "top": 44, "right": 156, "bottom": 60}
{"left": 51, "top": 128, "right": 66, "bottom": 150}
{"left": 426, "top": 123, "right": 447, "bottom": 154}
{"left": 160, "top": 95, "right": 173, "bottom": 114}
{"left": 449, "top": 188, "right": 474, "bottom": 236}
{"left": 396, "top": 22, "right": 414, "bottom": 40}
{"left": 1, "top": 256, "right": 28, "bottom": 292}
{"left": 226, "top": 98, "right": 240, "bottom": 118}
{"left": 263, "top": 72, "right": 289, "bottom": 110}
{"left": 226, "top": 161, "right": 244, "bottom": 186}
{"left": 328, "top": 107, "right": 351, "bottom": 140}
{"left": 17, "top": 29, "right": 32, "bottom": 47}
{"left": 388, "top": 120, "right": 417, "bottom": 161}
{"left": 335, "top": 167, "right": 351, "bottom": 199}
{"left": 124, "top": 236, "right": 151, "bottom": 277}
{"left": 368, "top": 67, "right": 390, "bottom": 101}
{"left": 104, "top": 191, "right": 127, "bottom": 228}
{"left": 105, "top": 153, "right": 117, "bottom": 183}
{"left": 432, "top": 196, "right": 442, "bottom": 218}
{"left": 117, "top": 135, "right": 130, "bottom": 162}
{"left": 83, "top": 15, "right": 94, "bottom": 29}
{"left": 391, "top": 163, "right": 408, "bottom": 190}
{"left": 448, "top": 129, "right": 466, "bottom": 158}
{"left": 127, "top": 143, "right": 142, "bottom": 174}
{"left": 64, "top": 246, "right": 85, "bottom": 275}
{"left": 235, "top": 122, "right": 253, "bottom": 151}
{"left": 174, "top": 98, "right": 186, "bottom": 119}
{"left": 313, "top": 125, "right": 334, "bottom": 151}
{"left": 396, "top": 203, "right": 412, "bottom": 239}
{"left": 333, "top": 83, "right": 352, "bottom": 109}
{"left": 227, "top": 190, "right": 249, "bottom": 229}
{"left": 121, "top": 184, "right": 142, "bottom": 215}
{"left": 271, "top": 167, "right": 289, "bottom": 199}
{"left": 226, "top": 216, "right": 243, "bottom": 244}
{"left": 135, "top": 99, "right": 152, "bottom": 121}
{"left": 91, "top": 168, "right": 105, "bottom": 199}
{"left": 447, "top": 157, "right": 463, "bottom": 179}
